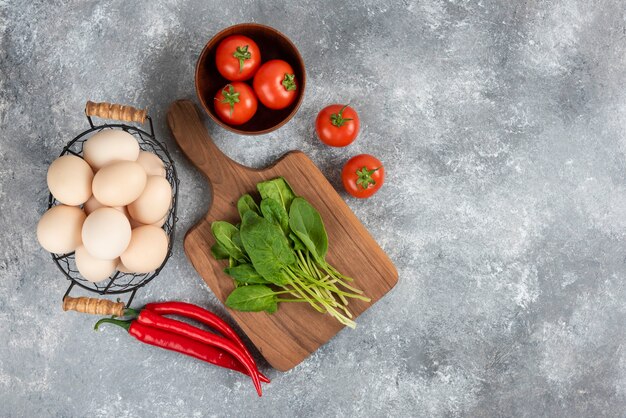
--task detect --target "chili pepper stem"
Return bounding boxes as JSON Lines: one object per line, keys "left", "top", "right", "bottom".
{"left": 94, "top": 317, "right": 131, "bottom": 331}
{"left": 123, "top": 308, "right": 140, "bottom": 318}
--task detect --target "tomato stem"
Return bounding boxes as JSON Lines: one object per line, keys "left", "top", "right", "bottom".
{"left": 282, "top": 74, "right": 297, "bottom": 91}
{"left": 216, "top": 84, "right": 240, "bottom": 116}
{"left": 330, "top": 104, "right": 353, "bottom": 128}
{"left": 355, "top": 166, "right": 380, "bottom": 190}
{"left": 233, "top": 45, "right": 251, "bottom": 73}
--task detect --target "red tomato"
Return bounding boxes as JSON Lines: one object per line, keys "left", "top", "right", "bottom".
{"left": 215, "top": 35, "right": 261, "bottom": 81}
{"left": 315, "top": 104, "right": 360, "bottom": 147}
{"left": 342, "top": 154, "right": 384, "bottom": 198}
{"left": 214, "top": 82, "right": 258, "bottom": 125}
{"left": 252, "top": 60, "right": 298, "bottom": 110}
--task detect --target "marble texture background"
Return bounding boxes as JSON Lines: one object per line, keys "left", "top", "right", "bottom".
{"left": 1, "top": 0, "right": 625, "bottom": 416}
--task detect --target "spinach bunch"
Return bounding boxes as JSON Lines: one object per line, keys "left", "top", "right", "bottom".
{"left": 210, "top": 177, "right": 369, "bottom": 328}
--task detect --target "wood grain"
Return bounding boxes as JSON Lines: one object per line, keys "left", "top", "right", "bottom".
{"left": 167, "top": 100, "right": 398, "bottom": 371}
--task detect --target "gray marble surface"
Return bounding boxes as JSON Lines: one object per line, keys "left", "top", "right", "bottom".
{"left": 1, "top": 0, "right": 625, "bottom": 416}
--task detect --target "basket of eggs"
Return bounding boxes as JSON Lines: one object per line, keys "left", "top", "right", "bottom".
{"left": 37, "top": 101, "right": 178, "bottom": 305}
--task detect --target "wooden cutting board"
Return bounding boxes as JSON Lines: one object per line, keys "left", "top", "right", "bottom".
{"left": 167, "top": 100, "right": 398, "bottom": 371}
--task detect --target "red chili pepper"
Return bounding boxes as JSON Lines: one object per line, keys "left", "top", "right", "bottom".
{"left": 135, "top": 309, "right": 262, "bottom": 395}
{"left": 144, "top": 302, "right": 269, "bottom": 383}
{"left": 95, "top": 317, "right": 263, "bottom": 396}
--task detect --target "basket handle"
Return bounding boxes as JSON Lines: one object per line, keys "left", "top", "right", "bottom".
{"left": 63, "top": 296, "right": 126, "bottom": 317}
{"left": 85, "top": 101, "right": 147, "bottom": 124}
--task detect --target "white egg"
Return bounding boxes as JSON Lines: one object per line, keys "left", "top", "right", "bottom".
{"left": 92, "top": 161, "right": 147, "bottom": 206}
{"left": 82, "top": 208, "right": 131, "bottom": 259}
{"left": 75, "top": 245, "right": 118, "bottom": 282}
{"left": 47, "top": 155, "right": 93, "bottom": 205}
{"left": 127, "top": 176, "right": 172, "bottom": 224}
{"left": 37, "top": 205, "right": 86, "bottom": 254}
{"left": 120, "top": 225, "right": 168, "bottom": 273}
{"left": 83, "top": 129, "right": 140, "bottom": 170}
{"left": 136, "top": 151, "right": 166, "bottom": 177}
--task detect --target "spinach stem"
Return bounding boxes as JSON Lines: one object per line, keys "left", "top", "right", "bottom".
{"left": 283, "top": 272, "right": 326, "bottom": 312}
{"left": 287, "top": 284, "right": 324, "bottom": 313}
{"left": 291, "top": 274, "right": 331, "bottom": 304}
{"left": 320, "top": 264, "right": 364, "bottom": 294}
{"left": 333, "top": 298, "right": 354, "bottom": 318}
{"left": 272, "top": 289, "right": 298, "bottom": 295}
{"left": 298, "top": 272, "right": 368, "bottom": 300}
{"left": 297, "top": 251, "right": 314, "bottom": 277}
{"left": 276, "top": 298, "right": 309, "bottom": 303}
{"left": 337, "top": 291, "right": 349, "bottom": 306}
{"left": 325, "top": 304, "right": 356, "bottom": 328}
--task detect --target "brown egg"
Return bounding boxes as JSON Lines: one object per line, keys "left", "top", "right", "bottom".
{"left": 83, "top": 195, "right": 105, "bottom": 215}
{"left": 83, "top": 129, "right": 140, "bottom": 170}
{"left": 152, "top": 215, "right": 167, "bottom": 227}
{"left": 47, "top": 155, "right": 93, "bottom": 205}
{"left": 75, "top": 245, "right": 118, "bottom": 283}
{"left": 92, "top": 161, "right": 147, "bottom": 206}
{"left": 127, "top": 213, "right": 167, "bottom": 229}
{"left": 127, "top": 176, "right": 172, "bottom": 224}
{"left": 81, "top": 208, "right": 131, "bottom": 260}
{"left": 115, "top": 205, "right": 129, "bottom": 218}
{"left": 37, "top": 205, "right": 86, "bottom": 254}
{"left": 116, "top": 260, "right": 134, "bottom": 274}
{"left": 84, "top": 196, "right": 129, "bottom": 217}
{"left": 120, "top": 225, "right": 168, "bottom": 273}
{"left": 136, "top": 151, "right": 166, "bottom": 177}
{"left": 128, "top": 216, "right": 144, "bottom": 229}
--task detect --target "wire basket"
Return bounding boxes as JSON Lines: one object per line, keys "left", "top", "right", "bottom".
{"left": 50, "top": 101, "right": 179, "bottom": 306}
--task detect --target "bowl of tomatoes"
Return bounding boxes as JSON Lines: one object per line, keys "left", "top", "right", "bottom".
{"left": 195, "top": 23, "right": 306, "bottom": 135}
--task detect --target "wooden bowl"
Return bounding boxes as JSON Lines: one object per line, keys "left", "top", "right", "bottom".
{"left": 195, "top": 23, "right": 306, "bottom": 135}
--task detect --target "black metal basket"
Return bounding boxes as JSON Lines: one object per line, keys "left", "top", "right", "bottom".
{"left": 50, "top": 102, "right": 179, "bottom": 306}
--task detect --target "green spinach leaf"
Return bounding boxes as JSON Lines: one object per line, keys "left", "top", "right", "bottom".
{"left": 289, "top": 232, "right": 306, "bottom": 251}
{"left": 257, "top": 177, "right": 296, "bottom": 212}
{"left": 237, "top": 194, "right": 260, "bottom": 220}
{"left": 211, "top": 242, "right": 230, "bottom": 260}
{"left": 289, "top": 197, "right": 328, "bottom": 261}
{"left": 240, "top": 211, "right": 295, "bottom": 285}
{"left": 228, "top": 257, "right": 239, "bottom": 268}
{"left": 211, "top": 221, "right": 247, "bottom": 262}
{"left": 232, "top": 230, "right": 244, "bottom": 252}
{"left": 224, "top": 263, "right": 270, "bottom": 284}
{"left": 225, "top": 285, "right": 277, "bottom": 313}
{"left": 260, "top": 197, "right": 290, "bottom": 236}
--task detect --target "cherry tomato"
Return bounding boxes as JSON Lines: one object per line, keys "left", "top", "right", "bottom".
{"left": 315, "top": 104, "right": 360, "bottom": 147}
{"left": 252, "top": 60, "right": 298, "bottom": 110}
{"left": 214, "top": 82, "right": 258, "bottom": 125}
{"left": 215, "top": 35, "right": 261, "bottom": 81}
{"left": 341, "top": 154, "right": 384, "bottom": 198}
